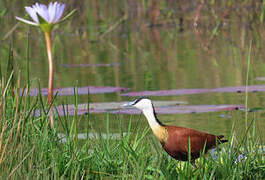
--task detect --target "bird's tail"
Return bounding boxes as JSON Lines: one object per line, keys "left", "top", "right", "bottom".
{"left": 217, "top": 135, "right": 228, "bottom": 144}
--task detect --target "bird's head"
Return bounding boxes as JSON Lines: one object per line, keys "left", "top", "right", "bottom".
{"left": 123, "top": 97, "right": 153, "bottom": 111}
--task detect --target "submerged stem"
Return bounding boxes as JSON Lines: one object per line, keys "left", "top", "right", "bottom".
{"left": 44, "top": 31, "right": 54, "bottom": 127}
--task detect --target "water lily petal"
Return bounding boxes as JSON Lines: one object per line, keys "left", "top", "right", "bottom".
{"left": 48, "top": 2, "right": 57, "bottom": 23}
{"left": 54, "top": 3, "right": 65, "bottom": 23}
{"left": 15, "top": 16, "right": 39, "bottom": 26}
{"left": 25, "top": 6, "right": 39, "bottom": 23}
{"left": 33, "top": 3, "right": 49, "bottom": 22}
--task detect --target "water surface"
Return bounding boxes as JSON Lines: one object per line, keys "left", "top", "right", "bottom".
{"left": 1, "top": 0, "right": 265, "bottom": 140}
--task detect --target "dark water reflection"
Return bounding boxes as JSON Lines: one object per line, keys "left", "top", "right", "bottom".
{"left": 1, "top": 0, "right": 265, "bottom": 139}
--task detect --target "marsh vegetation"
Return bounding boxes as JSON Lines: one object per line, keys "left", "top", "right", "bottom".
{"left": 0, "top": 0, "right": 264, "bottom": 179}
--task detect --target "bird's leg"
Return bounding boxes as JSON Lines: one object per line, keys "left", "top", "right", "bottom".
{"left": 191, "top": 160, "right": 197, "bottom": 169}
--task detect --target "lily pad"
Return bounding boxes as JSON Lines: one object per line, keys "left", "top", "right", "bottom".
{"left": 34, "top": 102, "right": 244, "bottom": 117}
{"left": 20, "top": 86, "right": 129, "bottom": 96}
{"left": 112, "top": 104, "right": 244, "bottom": 115}
{"left": 33, "top": 101, "right": 186, "bottom": 117}
{"left": 121, "top": 85, "right": 265, "bottom": 96}
{"left": 211, "top": 85, "right": 265, "bottom": 93}
{"left": 121, "top": 88, "right": 210, "bottom": 96}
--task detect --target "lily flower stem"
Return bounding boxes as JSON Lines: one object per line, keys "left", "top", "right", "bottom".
{"left": 44, "top": 31, "right": 54, "bottom": 127}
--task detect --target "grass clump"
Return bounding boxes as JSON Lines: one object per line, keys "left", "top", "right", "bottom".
{"left": 0, "top": 76, "right": 264, "bottom": 179}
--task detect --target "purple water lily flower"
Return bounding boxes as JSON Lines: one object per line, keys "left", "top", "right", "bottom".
{"left": 15, "top": 2, "right": 76, "bottom": 127}
{"left": 16, "top": 2, "right": 66, "bottom": 26}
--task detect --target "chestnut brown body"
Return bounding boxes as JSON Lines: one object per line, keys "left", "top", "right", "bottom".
{"left": 162, "top": 126, "right": 227, "bottom": 161}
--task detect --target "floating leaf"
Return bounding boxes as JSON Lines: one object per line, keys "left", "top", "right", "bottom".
{"left": 121, "top": 85, "right": 265, "bottom": 96}
{"left": 113, "top": 104, "right": 244, "bottom": 115}
{"left": 20, "top": 86, "right": 129, "bottom": 96}
{"left": 33, "top": 101, "right": 187, "bottom": 117}
{"left": 211, "top": 85, "right": 265, "bottom": 93}
{"left": 33, "top": 102, "right": 244, "bottom": 117}
{"left": 121, "top": 88, "right": 210, "bottom": 96}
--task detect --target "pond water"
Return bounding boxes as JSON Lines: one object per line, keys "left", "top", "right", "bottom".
{"left": 1, "top": 1, "right": 265, "bottom": 140}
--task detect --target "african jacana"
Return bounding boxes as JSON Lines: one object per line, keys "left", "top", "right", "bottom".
{"left": 123, "top": 97, "right": 228, "bottom": 168}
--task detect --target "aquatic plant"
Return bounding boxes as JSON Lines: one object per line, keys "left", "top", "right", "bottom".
{"left": 20, "top": 86, "right": 129, "bottom": 96}
{"left": 15, "top": 2, "right": 76, "bottom": 126}
{"left": 121, "top": 85, "right": 265, "bottom": 97}
{"left": 34, "top": 103, "right": 243, "bottom": 117}
{"left": 16, "top": 2, "right": 67, "bottom": 27}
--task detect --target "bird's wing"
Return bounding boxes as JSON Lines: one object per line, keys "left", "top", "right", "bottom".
{"left": 167, "top": 126, "right": 217, "bottom": 153}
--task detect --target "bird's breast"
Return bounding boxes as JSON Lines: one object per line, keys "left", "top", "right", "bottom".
{"left": 151, "top": 126, "right": 168, "bottom": 144}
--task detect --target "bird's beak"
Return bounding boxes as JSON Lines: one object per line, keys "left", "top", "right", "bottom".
{"left": 122, "top": 101, "right": 134, "bottom": 107}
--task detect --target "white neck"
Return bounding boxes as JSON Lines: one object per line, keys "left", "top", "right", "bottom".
{"left": 142, "top": 109, "right": 161, "bottom": 129}
{"left": 142, "top": 109, "right": 167, "bottom": 142}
